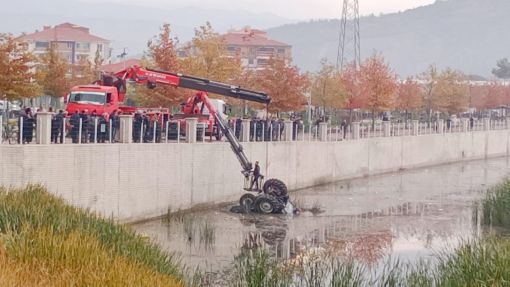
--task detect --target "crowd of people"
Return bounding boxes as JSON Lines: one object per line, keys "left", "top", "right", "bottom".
{"left": 15, "top": 107, "right": 121, "bottom": 144}
{"left": 13, "top": 107, "right": 308, "bottom": 144}
{"left": 68, "top": 109, "right": 120, "bottom": 144}
{"left": 230, "top": 117, "right": 304, "bottom": 142}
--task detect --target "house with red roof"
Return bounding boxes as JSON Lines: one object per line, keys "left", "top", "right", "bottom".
{"left": 19, "top": 23, "right": 111, "bottom": 65}
{"left": 100, "top": 58, "right": 141, "bottom": 73}
{"left": 178, "top": 27, "right": 292, "bottom": 70}
{"left": 222, "top": 27, "right": 292, "bottom": 69}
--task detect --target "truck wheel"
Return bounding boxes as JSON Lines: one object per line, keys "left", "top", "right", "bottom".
{"left": 239, "top": 193, "right": 256, "bottom": 210}
{"left": 263, "top": 179, "right": 288, "bottom": 197}
{"left": 255, "top": 195, "right": 277, "bottom": 214}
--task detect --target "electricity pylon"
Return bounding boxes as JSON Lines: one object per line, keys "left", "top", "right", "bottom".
{"left": 336, "top": 0, "right": 361, "bottom": 70}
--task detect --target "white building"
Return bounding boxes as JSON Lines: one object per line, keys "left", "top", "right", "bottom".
{"left": 19, "top": 23, "right": 110, "bottom": 64}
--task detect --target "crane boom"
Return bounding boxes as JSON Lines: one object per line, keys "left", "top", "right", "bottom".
{"left": 113, "top": 66, "right": 270, "bottom": 104}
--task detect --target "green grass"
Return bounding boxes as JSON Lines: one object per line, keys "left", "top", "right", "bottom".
{"left": 0, "top": 184, "right": 185, "bottom": 286}
{"left": 483, "top": 180, "right": 510, "bottom": 230}
{"left": 228, "top": 238, "right": 510, "bottom": 287}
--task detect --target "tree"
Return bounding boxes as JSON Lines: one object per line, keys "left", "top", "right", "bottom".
{"left": 471, "top": 81, "right": 505, "bottom": 110}
{"left": 180, "top": 22, "right": 241, "bottom": 84}
{"left": 340, "top": 64, "right": 364, "bottom": 122}
{"left": 492, "top": 58, "right": 510, "bottom": 80}
{"left": 396, "top": 77, "right": 423, "bottom": 121}
{"left": 358, "top": 55, "right": 398, "bottom": 125}
{"left": 36, "top": 42, "right": 70, "bottom": 104}
{"left": 93, "top": 47, "right": 104, "bottom": 70}
{"left": 311, "top": 59, "right": 345, "bottom": 113}
{"left": 433, "top": 68, "right": 469, "bottom": 115}
{"left": 68, "top": 58, "right": 98, "bottom": 88}
{"left": 135, "top": 23, "right": 188, "bottom": 108}
{"left": 420, "top": 65, "right": 441, "bottom": 121}
{"left": 254, "top": 58, "right": 309, "bottom": 114}
{"left": 0, "top": 34, "right": 40, "bottom": 101}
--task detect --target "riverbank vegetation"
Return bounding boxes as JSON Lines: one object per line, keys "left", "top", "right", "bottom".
{"left": 1, "top": 182, "right": 509, "bottom": 286}
{"left": 227, "top": 180, "right": 510, "bottom": 286}
{"left": 228, "top": 237, "right": 510, "bottom": 286}
{"left": 0, "top": 185, "right": 185, "bottom": 286}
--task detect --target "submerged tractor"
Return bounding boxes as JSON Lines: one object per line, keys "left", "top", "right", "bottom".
{"left": 69, "top": 65, "right": 289, "bottom": 214}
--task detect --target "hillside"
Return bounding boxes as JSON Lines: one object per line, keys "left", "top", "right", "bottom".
{"left": 267, "top": 0, "right": 510, "bottom": 77}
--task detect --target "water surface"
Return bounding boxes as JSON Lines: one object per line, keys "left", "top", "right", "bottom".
{"left": 133, "top": 157, "right": 510, "bottom": 273}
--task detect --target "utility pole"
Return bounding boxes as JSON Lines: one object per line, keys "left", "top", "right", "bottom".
{"left": 337, "top": 0, "right": 361, "bottom": 71}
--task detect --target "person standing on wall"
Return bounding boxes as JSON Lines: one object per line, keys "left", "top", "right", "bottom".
{"left": 249, "top": 161, "right": 261, "bottom": 191}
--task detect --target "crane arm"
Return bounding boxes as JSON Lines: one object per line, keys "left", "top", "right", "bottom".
{"left": 112, "top": 65, "right": 270, "bottom": 104}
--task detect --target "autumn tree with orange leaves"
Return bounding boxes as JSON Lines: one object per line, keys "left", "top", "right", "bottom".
{"left": 470, "top": 81, "right": 507, "bottom": 110}
{"left": 311, "top": 59, "right": 345, "bottom": 114}
{"left": 181, "top": 22, "right": 241, "bottom": 84}
{"left": 254, "top": 58, "right": 309, "bottom": 114}
{"left": 397, "top": 78, "right": 423, "bottom": 121}
{"left": 0, "top": 34, "right": 40, "bottom": 102}
{"left": 340, "top": 64, "right": 363, "bottom": 122}
{"left": 433, "top": 68, "right": 469, "bottom": 115}
{"left": 35, "top": 42, "right": 70, "bottom": 107}
{"left": 134, "top": 23, "right": 188, "bottom": 108}
{"left": 359, "top": 55, "right": 398, "bottom": 125}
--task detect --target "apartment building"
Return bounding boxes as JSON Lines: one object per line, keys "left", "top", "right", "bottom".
{"left": 178, "top": 27, "right": 292, "bottom": 70}
{"left": 19, "top": 23, "right": 111, "bottom": 64}
{"left": 223, "top": 28, "right": 292, "bottom": 70}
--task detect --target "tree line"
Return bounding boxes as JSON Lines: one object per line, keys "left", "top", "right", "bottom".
{"left": 1, "top": 23, "right": 510, "bottom": 119}
{"left": 311, "top": 58, "right": 510, "bottom": 124}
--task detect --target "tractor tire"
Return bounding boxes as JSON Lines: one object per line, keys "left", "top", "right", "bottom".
{"left": 239, "top": 193, "right": 256, "bottom": 210}
{"left": 254, "top": 195, "right": 280, "bottom": 214}
{"left": 263, "top": 179, "right": 288, "bottom": 197}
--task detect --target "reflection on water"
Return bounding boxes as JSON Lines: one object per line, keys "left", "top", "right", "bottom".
{"left": 133, "top": 158, "right": 510, "bottom": 272}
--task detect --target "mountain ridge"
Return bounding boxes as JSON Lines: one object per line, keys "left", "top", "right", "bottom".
{"left": 267, "top": 0, "right": 510, "bottom": 77}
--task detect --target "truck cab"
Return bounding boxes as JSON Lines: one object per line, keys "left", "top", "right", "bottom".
{"left": 66, "top": 85, "right": 120, "bottom": 116}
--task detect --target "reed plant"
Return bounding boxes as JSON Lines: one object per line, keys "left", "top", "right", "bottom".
{"left": 483, "top": 180, "right": 510, "bottom": 229}
{"left": 0, "top": 184, "right": 185, "bottom": 286}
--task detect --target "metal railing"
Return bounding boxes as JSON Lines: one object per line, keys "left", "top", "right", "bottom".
{"left": 1, "top": 116, "right": 509, "bottom": 145}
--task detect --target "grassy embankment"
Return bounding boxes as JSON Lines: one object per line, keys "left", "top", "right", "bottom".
{"left": 0, "top": 185, "right": 186, "bottom": 286}
{"left": 228, "top": 181, "right": 510, "bottom": 287}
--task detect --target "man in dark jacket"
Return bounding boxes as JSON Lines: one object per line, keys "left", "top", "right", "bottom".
{"left": 97, "top": 113, "right": 108, "bottom": 143}
{"left": 110, "top": 110, "right": 120, "bottom": 142}
{"left": 19, "top": 108, "right": 35, "bottom": 144}
{"left": 88, "top": 110, "right": 98, "bottom": 143}
{"left": 70, "top": 111, "right": 80, "bottom": 143}
{"left": 80, "top": 110, "right": 89, "bottom": 143}
{"left": 249, "top": 161, "right": 261, "bottom": 191}
{"left": 52, "top": 110, "right": 65, "bottom": 144}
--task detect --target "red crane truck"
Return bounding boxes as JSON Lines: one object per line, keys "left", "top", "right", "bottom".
{"left": 66, "top": 65, "right": 289, "bottom": 214}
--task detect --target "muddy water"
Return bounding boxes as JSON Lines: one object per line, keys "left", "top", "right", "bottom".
{"left": 132, "top": 158, "right": 510, "bottom": 272}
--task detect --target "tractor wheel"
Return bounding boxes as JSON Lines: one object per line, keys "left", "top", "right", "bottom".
{"left": 255, "top": 195, "right": 278, "bottom": 214}
{"left": 263, "top": 179, "right": 288, "bottom": 197}
{"left": 239, "top": 193, "right": 256, "bottom": 210}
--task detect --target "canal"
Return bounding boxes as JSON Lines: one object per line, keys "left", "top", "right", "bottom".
{"left": 133, "top": 157, "right": 510, "bottom": 277}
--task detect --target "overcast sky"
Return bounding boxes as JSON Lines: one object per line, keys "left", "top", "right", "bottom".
{"left": 85, "top": 0, "right": 437, "bottom": 19}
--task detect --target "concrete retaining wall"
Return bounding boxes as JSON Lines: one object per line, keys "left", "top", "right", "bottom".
{"left": 1, "top": 129, "right": 509, "bottom": 222}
